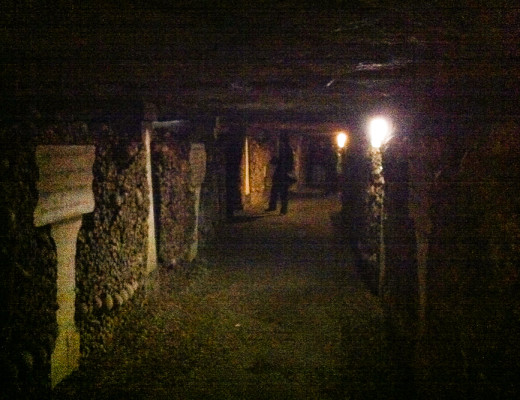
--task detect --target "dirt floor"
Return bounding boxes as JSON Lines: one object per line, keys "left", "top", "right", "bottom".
{"left": 52, "top": 191, "right": 400, "bottom": 400}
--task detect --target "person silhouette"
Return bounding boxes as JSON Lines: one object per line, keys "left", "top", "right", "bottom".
{"left": 266, "top": 133, "right": 295, "bottom": 215}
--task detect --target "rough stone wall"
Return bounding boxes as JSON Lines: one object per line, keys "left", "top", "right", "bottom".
{"left": 1, "top": 123, "right": 58, "bottom": 399}
{"left": 152, "top": 131, "right": 194, "bottom": 266}
{"left": 1, "top": 106, "right": 154, "bottom": 397}
{"left": 75, "top": 124, "right": 150, "bottom": 357}
{"left": 219, "top": 120, "right": 245, "bottom": 217}
{"left": 341, "top": 115, "right": 520, "bottom": 397}
{"left": 381, "top": 137, "right": 419, "bottom": 320}
{"left": 414, "top": 119, "right": 520, "bottom": 399}
{"left": 341, "top": 135, "right": 378, "bottom": 291}
{"left": 247, "top": 135, "right": 273, "bottom": 207}
{"left": 198, "top": 138, "right": 226, "bottom": 246}
{"left": 244, "top": 132, "right": 298, "bottom": 209}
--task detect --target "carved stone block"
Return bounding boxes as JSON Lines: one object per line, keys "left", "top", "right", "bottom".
{"left": 33, "top": 145, "right": 95, "bottom": 388}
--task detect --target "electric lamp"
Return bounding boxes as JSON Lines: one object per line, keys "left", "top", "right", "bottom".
{"left": 368, "top": 117, "right": 391, "bottom": 149}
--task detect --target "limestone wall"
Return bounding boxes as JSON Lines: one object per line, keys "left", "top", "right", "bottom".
{"left": 247, "top": 133, "right": 276, "bottom": 208}
{"left": 340, "top": 132, "right": 376, "bottom": 290}
{"left": 1, "top": 123, "right": 58, "bottom": 399}
{"left": 1, "top": 103, "right": 190, "bottom": 397}
{"left": 151, "top": 128, "right": 195, "bottom": 266}
{"left": 413, "top": 119, "right": 520, "bottom": 399}
{"left": 198, "top": 135, "right": 227, "bottom": 246}
{"left": 340, "top": 113, "right": 520, "bottom": 398}
{"left": 75, "top": 121, "right": 151, "bottom": 358}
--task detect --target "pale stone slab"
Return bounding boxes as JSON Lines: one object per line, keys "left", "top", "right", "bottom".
{"left": 188, "top": 143, "right": 206, "bottom": 261}
{"left": 33, "top": 145, "right": 95, "bottom": 388}
{"left": 188, "top": 186, "right": 202, "bottom": 262}
{"left": 189, "top": 143, "right": 206, "bottom": 188}
{"left": 143, "top": 127, "right": 158, "bottom": 274}
{"left": 50, "top": 219, "right": 82, "bottom": 388}
{"left": 34, "top": 146, "right": 95, "bottom": 227}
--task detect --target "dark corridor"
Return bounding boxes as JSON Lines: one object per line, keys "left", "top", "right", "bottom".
{"left": 3, "top": 2, "right": 519, "bottom": 399}
{"left": 52, "top": 191, "right": 406, "bottom": 400}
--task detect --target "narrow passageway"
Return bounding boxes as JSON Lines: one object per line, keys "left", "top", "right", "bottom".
{"left": 53, "top": 192, "right": 394, "bottom": 400}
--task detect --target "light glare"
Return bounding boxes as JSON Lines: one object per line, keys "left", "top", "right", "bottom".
{"left": 369, "top": 117, "right": 391, "bottom": 149}
{"left": 336, "top": 132, "right": 347, "bottom": 149}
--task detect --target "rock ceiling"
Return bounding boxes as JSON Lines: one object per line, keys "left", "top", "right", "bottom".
{"left": 3, "top": 1, "right": 518, "bottom": 132}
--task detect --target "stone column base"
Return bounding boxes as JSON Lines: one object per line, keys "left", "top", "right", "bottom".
{"left": 51, "top": 326, "right": 80, "bottom": 388}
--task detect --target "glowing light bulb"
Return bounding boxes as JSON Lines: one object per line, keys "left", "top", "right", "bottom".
{"left": 369, "top": 117, "right": 391, "bottom": 149}
{"left": 336, "top": 132, "right": 347, "bottom": 149}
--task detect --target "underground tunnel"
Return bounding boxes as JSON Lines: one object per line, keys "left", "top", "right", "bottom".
{"left": 2, "top": 1, "right": 520, "bottom": 399}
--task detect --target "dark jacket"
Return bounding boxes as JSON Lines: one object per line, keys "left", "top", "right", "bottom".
{"left": 273, "top": 142, "right": 294, "bottom": 184}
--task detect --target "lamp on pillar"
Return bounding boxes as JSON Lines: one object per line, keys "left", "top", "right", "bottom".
{"left": 368, "top": 117, "right": 392, "bottom": 150}
{"left": 335, "top": 131, "right": 348, "bottom": 196}
{"left": 336, "top": 132, "right": 348, "bottom": 170}
{"left": 336, "top": 131, "right": 348, "bottom": 150}
{"left": 367, "top": 116, "right": 392, "bottom": 296}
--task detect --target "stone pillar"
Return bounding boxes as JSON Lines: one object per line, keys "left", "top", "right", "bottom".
{"left": 295, "top": 134, "right": 305, "bottom": 191}
{"left": 143, "top": 126, "right": 158, "bottom": 274}
{"left": 188, "top": 143, "right": 207, "bottom": 261}
{"left": 244, "top": 136, "right": 250, "bottom": 196}
{"left": 408, "top": 161, "right": 432, "bottom": 333}
{"left": 369, "top": 148, "right": 386, "bottom": 297}
{"left": 50, "top": 218, "right": 82, "bottom": 387}
{"left": 33, "top": 145, "right": 95, "bottom": 388}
